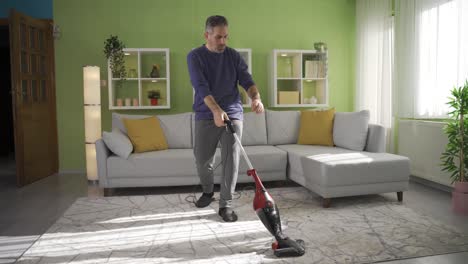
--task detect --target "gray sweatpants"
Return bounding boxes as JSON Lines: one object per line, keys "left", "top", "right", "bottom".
{"left": 194, "top": 119, "right": 243, "bottom": 208}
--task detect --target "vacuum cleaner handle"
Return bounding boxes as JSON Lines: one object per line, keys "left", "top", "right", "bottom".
{"left": 224, "top": 119, "right": 254, "bottom": 170}
{"left": 224, "top": 119, "right": 236, "bottom": 134}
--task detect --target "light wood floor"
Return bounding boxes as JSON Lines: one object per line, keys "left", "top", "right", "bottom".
{"left": 0, "top": 155, "right": 467, "bottom": 263}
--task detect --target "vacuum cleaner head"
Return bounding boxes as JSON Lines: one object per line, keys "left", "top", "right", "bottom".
{"left": 272, "top": 237, "right": 306, "bottom": 257}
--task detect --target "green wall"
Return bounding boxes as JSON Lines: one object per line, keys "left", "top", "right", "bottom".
{"left": 54, "top": 0, "right": 356, "bottom": 171}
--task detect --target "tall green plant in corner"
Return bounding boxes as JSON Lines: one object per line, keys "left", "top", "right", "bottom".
{"left": 441, "top": 80, "right": 468, "bottom": 183}
{"left": 103, "top": 35, "right": 126, "bottom": 79}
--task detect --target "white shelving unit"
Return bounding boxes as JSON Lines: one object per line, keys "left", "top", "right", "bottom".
{"left": 269, "top": 49, "right": 328, "bottom": 107}
{"left": 108, "top": 48, "right": 170, "bottom": 110}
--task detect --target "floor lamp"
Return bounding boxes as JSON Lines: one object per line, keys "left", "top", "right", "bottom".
{"left": 83, "top": 66, "right": 101, "bottom": 183}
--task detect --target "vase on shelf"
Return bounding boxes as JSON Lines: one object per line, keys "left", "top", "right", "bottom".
{"left": 150, "top": 98, "right": 158, "bottom": 106}
{"left": 128, "top": 69, "right": 137, "bottom": 78}
{"left": 150, "top": 64, "right": 160, "bottom": 78}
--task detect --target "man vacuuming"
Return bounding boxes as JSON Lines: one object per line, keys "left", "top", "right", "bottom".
{"left": 187, "top": 15, "right": 264, "bottom": 222}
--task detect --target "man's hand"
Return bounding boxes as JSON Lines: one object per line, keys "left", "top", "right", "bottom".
{"left": 213, "top": 110, "right": 228, "bottom": 127}
{"left": 203, "top": 95, "right": 228, "bottom": 127}
{"left": 251, "top": 98, "right": 264, "bottom": 114}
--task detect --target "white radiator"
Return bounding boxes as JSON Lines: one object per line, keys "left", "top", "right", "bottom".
{"left": 398, "top": 120, "right": 452, "bottom": 187}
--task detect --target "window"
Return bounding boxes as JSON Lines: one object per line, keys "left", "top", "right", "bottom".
{"left": 395, "top": 0, "right": 468, "bottom": 118}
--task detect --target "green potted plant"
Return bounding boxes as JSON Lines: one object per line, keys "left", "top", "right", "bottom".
{"left": 103, "top": 35, "right": 126, "bottom": 80}
{"left": 441, "top": 80, "right": 468, "bottom": 215}
{"left": 147, "top": 89, "right": 160, "bottom": 106}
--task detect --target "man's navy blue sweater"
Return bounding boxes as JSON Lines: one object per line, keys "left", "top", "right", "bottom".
{"left": 187, "top": 45, "right": 255, "bottom": 121}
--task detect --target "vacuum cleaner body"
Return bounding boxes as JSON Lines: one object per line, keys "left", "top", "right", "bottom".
{"left": 248, "top": 168, "right": 305, "bottom": 257}
{"left": 225, "top": 120, "right": 305, "bottom": 257}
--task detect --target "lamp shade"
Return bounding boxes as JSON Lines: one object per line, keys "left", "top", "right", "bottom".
{"left": 83, "top": 65, "right": 101, "bottom": 181}
{"left": 85, "top": 144, "right": 98, "bottom": 181}
{"left": 84, "top": 105, "right": 101, "bottom": 142}
{"left": 83, "top": 66, "right": 101, "bottom": 104}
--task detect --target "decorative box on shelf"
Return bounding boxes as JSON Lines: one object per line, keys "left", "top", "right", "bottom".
{"left": 278, "top": 91, "right": 300, "bottom": 105}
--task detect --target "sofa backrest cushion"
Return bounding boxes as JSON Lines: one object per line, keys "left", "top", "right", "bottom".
{"left": 297, "top": 108, "right": 335, "bottom": 146}
{"left": 333, "top": 110, "right": 370, "bottom": 151}
{"left": 266, "top": 110, "right": 300, "bottom": 145}
{"left": 242, "top": 112, "right": 267, "bottom": 146}
{"left": 112, "top": 112, "right": 192, "bottom": 149}
{"left": 123, "top": 116, "right": 169, "bottom": 153}
{"left": 102, "top": 129, "right": 133, "bottom": 159}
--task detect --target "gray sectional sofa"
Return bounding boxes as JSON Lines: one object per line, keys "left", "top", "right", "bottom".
{"left": 96, "top": 110, "right": 410, "bottom": 207}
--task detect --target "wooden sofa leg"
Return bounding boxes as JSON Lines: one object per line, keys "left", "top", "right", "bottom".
{"left": 104, "top": 188, "right": 114, "bottom": 197}
{"left": 397, "top": 191, "right": 403, "bottom": 202}
{"left": 322, "top": 198, "right": 331, "bottom": 208}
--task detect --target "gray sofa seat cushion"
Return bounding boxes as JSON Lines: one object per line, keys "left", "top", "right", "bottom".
{"left": 277, "top": 144, "right": 410, "bottom": 186}
{"left": 241, "top": 112, "right": 267, "bottom": 146}
{"left": 266, "top": 110, "right": 300, "bottom": 145}
{"left": 107, "top": 149, "right": 196, "bottom": 178}
{"left": 112, "top": 112, "right": 192, "bottom": 149}
{"left": 214, "top": 145, "right": 287, "bottom": 177}
{"left": 276, "top": 144, "right": 346, "bottom": 176}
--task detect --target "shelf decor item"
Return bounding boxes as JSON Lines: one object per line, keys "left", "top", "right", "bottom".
{"left": 314, "top": 42, "right": 327, "bottom": 52}
{"left": 148, "top": 89, "right": 161, "bottom": 105}
{"left": 440, "top": 80, "right": 468, "bottom": 215}
{"left": 103, "top": 35, "right": 126, "bottom": 79}
{"left": 128, "top": 68, "right": 137, "bottom": 78}
{"left": 150, "top": 64, "right": 160, "bottom": 78}
{"left": 82, "top": 66, "right": 101, "bottom": 182}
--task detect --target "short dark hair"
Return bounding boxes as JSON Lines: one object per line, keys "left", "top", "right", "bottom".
{"left": 205, "top": 15, "right": 228, "bottom": 32}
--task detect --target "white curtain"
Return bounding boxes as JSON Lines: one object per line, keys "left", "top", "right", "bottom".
{"left": 395, "top": 0, "right": 468, "bottom": 118}
{"left": 356, "top": 0, "right": 394, "bottom": 150}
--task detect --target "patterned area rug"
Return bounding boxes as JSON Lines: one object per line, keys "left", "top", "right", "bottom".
{"left": 17, "top": 187, "right": 468, "bottom": 263}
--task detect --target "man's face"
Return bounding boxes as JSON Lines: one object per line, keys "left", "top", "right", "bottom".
{"left": 205, "top": 25, "right": 228, "bottom": 53}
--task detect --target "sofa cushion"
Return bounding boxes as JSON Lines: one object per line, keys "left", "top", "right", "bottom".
{"left": 333, "top": 110, "right": 370, "bottom": 151}
{"left": 214, "top": 145, "right": 287, "bottom": 179}
{"left": 123, "top": 117, "right": 168, "bottom": 153}
{"left": 297, "top": 108, "right": 335, "bottom": 146}
{"left": 112, "top": 113, "right": 148, "bottom": 134}
{"left": 266, "top": 110, "right": 300, "bottom": 145}
{"left": 107, "top": 149, "right": 197, "bottom": 178}
{"left": 102, "top": 129, "right": 133, "bottom": 159}
{"left": 113, "top": 112, "right": 192, "bottom": 149}
{"left": 158, "top": 113, "right": 193, "bottom": 149}
{"left": 241, "top": 112, "right": 267, "bottom": 146}
{"left": 276, "top": 144, "right": 409, "bottom": 186}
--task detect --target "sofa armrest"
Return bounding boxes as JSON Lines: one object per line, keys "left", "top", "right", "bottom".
{"left": 96, "top": 138, "right": 110, "bottom": 187}
{"left": 364, "top": 124, "right": 386, "bottom": 153}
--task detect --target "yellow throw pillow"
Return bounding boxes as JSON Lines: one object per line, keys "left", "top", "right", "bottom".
{"left": 123, "top": 117, "right": 168, "bottom": 153}
{"left": 297, "top": 108, "right": 335, "bottom": 146}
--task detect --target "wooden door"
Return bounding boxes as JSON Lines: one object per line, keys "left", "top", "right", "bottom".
{"left": 9, "top": 9, "right": 58, "bottom": 186}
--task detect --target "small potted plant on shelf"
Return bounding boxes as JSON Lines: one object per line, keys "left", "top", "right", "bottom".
{"left": 103, "top": 35, "right": 126, "bottom": 86}
{"left": 441, "top": 80, "right": 468, "bottom": 215}
{"left": 147, "top": 89, "right": 161, "bottom": 106}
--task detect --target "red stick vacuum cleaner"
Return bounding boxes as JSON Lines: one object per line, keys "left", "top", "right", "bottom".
{"left": 225, "top": 120, "right": 305, "bottom": 258}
